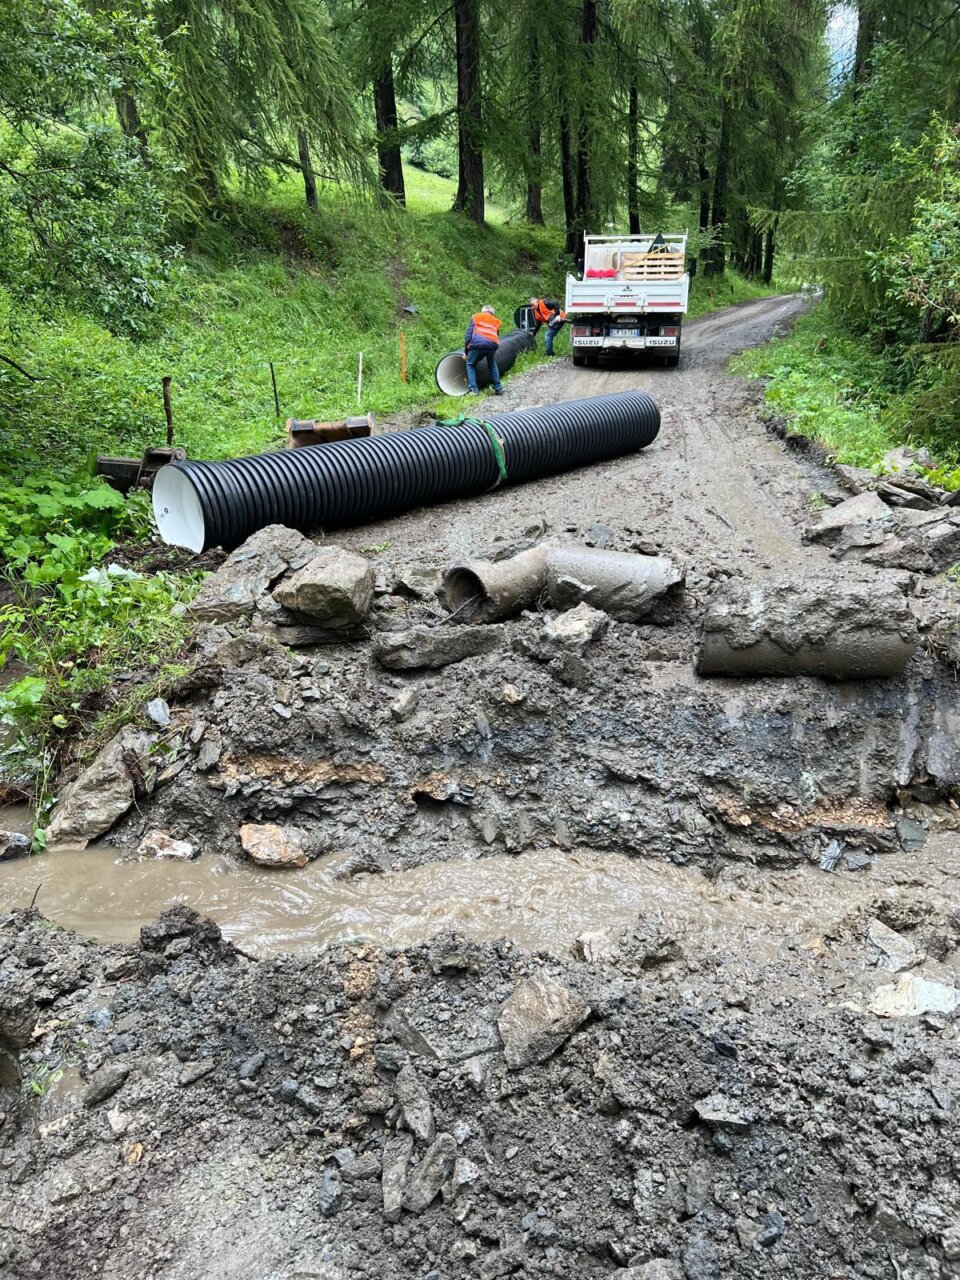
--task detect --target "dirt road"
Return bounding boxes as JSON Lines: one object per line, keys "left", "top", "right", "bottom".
{"left": 3, "top": 295, "right": 960, "bottom": 1280}
{"left": 334, "top": 294, "right": 822, "bottom": 576}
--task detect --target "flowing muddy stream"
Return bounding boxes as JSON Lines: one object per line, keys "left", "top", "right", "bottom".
{"left": 3, "top": 840, "right": 958, "bottom": 962}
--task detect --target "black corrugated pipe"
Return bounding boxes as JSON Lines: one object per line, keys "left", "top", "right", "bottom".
{"left": 435, "top": 329, "right": 534, "bottom": 396}
{"left": 152, "top": 390, "right": 660, "bottom": 553}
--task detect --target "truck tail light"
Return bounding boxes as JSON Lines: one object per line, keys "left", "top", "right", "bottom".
{"left": 591, "top": 326, "right": 603, "bottom": 336}
{"left": 573, "top": 326, "right": 590, "bottom": 337}
{"left": 660, "top": 326, "right": 679, "bottom": 336}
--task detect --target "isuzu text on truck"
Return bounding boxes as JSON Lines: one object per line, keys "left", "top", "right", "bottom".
{"left": 565, "top": 233, "right": 689, "bottom": 368}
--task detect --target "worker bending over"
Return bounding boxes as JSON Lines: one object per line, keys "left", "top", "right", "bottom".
{"left": 464, "top": 304, "right": 504, "bottom": 396}
{"left": 529, "top": 297, "right": 566, "bottom": 356}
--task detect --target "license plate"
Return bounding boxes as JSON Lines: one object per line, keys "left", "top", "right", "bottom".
{"left": 647, "top": 337, "right": 677, "bottom": 347}
{"left": 616, "top": 329, "right": 642, "bottom": 338}
{"left": 575, "top": 337, "right": 603, "bottom": 347}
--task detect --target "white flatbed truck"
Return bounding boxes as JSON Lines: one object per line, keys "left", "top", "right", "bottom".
{"left": 565, "top": 233, "right": 689, "bottom": 368}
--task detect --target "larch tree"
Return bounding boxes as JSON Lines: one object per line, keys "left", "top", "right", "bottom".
{"left": 149, "top": 0, "right": 370, "bottom": 206}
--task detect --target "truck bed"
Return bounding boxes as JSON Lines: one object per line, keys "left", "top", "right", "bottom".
{"left": 565, "top": 274, "right": 690, "bottom": 317}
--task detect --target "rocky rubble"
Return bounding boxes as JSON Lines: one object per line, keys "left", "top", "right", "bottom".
{"left": 2, "top": 903, "right": 960, "bottom": 1279}
{"left": 35, "top": 508, "right": 960, "bottom": 871}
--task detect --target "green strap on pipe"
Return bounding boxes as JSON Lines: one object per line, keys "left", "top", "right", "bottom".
{"left": 436, "top": 414, "right": 508, "bottom": 487}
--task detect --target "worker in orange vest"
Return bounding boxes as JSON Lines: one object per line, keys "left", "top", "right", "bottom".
{"left": 464, "top": 304, "right": 504, "bottom": 395}
{"left": 528, "top": 296, "right": 566, "bottom": 356}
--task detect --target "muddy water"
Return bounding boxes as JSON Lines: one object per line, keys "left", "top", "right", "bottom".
{"left": 1, "top": 841, "right": 944, "bottom": 959}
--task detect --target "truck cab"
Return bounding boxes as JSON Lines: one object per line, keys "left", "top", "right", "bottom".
{"left": 565, "top": 233, "right": 689, "bottom": 368}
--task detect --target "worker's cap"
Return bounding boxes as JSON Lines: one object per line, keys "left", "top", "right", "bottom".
{"left": 481, "top": 304, "right": 496, "bottom": 314}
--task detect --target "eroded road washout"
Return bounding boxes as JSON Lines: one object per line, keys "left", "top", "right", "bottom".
{"left": 3, "top": 295, "right": 960, "bottom": 1280}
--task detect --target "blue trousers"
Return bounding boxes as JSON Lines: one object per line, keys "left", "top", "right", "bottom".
{"left": 466, "top": 345, "right": 502, "bottom": 393}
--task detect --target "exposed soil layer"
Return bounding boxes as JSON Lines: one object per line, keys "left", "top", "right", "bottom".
{"left": 2, "top": 296, "right": 960, "bottom": 1279}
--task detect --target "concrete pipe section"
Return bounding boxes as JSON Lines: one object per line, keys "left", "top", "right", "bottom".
{"left": 435, "top": 329, "right": 535, "bottom": 397}
{"left": 695, "top": 576, "right": 919, "bottom": 679}
{"left": 442, "top": 546, "right": 685, "bottom": 622}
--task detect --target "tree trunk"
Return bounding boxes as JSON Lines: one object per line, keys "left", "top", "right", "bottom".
{"left": 689, "top": 149, "right": 710, "bottom": 279}
{"left": 627, "top": 81, "right": 640, "bottom": 236}
{"left": 526, "top": 124, "right": 545, "bottom": 223}
{"left": 373, "top": 59, "right": 405, "bottom": 205}
{"left": 115, "top": 92, "right": 149, "bottom": 168}
{"left": 574, "top": 0, "right": 598, "bottom": 256}
{"left": 297, "top": 130, "right": 318, "bottom": 210}
{"left": 854, "top": 0, "right": 876, "bottom": 87}
{"left": 525, "top": 27, "right": 545, "bottom": 224}
{"left": 705, "top": 105, "right": 729, "bottom": 277}
{"left": 559, "top": 105, "right": 577, "bottom": 257}
{"left": 762, "top": 220, "right": 776, "bottom": 285}
{"left": 452, "top": 0, "right": 484, "bottom": 225}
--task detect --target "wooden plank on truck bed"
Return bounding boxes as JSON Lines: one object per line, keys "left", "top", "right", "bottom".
{"left": 622, "top": 251, "right": 685, "bottom": 280}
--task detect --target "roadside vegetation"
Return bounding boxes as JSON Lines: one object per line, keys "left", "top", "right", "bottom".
{"left": 735, "top": 19, "right": 960, "bottom": 481}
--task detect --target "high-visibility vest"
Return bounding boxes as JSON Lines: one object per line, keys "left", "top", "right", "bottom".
{"left": 471, "top": 312, "right": 501, "bottom": 345}
{"left": 533, "top": 299, "right": 564, "bottom": 325}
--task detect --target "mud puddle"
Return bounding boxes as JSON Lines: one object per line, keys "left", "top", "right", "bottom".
{"left": 3, "top": 841, "right": 952, "bottom": 961}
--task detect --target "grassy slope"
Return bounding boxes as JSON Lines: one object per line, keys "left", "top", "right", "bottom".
{"left": 2, "top": 166, "right": 780, "bottom": 477}
{"left": 1, "top": 168, "right": 565, "bottom": 475}
{"left": 733, "top": 307, "right": 960, "bottom": 477}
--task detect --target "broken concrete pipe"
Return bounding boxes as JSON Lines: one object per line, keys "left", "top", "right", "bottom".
{"left": 434, "top": 329, "right": 535, "bottom": 396}
{"left": 441, "top": 546, "right": 685, "bottom": 622}
{"left": 152, "top": 391, "right": 661, "bottom": 553}
{"left": 695, "top": 576, "right": 919, "bottom": 679}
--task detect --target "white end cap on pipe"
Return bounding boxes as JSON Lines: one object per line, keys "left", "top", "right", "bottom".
{"left": 153, "top": 465, "right": 206, "bottom": 552}
{"left": 435, "top": 350, "right": 469, "bottom": 397}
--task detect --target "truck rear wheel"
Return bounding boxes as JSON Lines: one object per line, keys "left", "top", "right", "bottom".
{"left": 664, "top": 352, "right": 680, "bottom": 368}
{"left": 573, "top": 354, "right": 586, "bottom": 367}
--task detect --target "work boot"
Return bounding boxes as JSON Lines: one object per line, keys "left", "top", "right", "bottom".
{"left": 493, "top": 388, "right": 504, "bottom": 396}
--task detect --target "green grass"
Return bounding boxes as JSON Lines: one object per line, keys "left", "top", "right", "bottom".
{"left": 0, "top": 166, "right": 565, "bottom": 476}
{"left": 731, "top": 308, "right": 928, "bottom": 469}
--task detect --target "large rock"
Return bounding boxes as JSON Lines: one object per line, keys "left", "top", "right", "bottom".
{"left": 239, "top": 822, "right": 311, "bottom": 869}
{"left": 0, "top": 830, "right": 31, "bottom": 861}
{"left": 543, "top": 602, "right": 610, "bottom": 647}
{"left": 373, "top": 625, "right": 504, "bottom": 670}
{"left": 187, "top": 525, "right": 316, "bottom": 622}
{"left": 136, "top": 830, "right": 197, "bottom": 861}
{"left": 804, "top": 491, "right": 890, "bottom": 545}
{"left": 696, "top": 576, "right": 918, "bottom": 679}
{"left": 401, "top": 1133, "right": 457, "bottom": 1213}
{"left": 394, "top": 1064, "right": 435, "bottom": 1143}
{"left": 272, "top": 547, "right": 375, "bottom": 629}
{"left": 865, "top": 509, "right": 960, "bottom": 573}
{"left": 0, "top": 982, "right": 38, "bottom": 1053}
{"left": 870, "top": 973, "right": 960, "bottom": 1018}
{"left": 382, "top": 1133, "right": 414, "bottom": 1222}
{"left": 498, "top": 974, "right": 589, "bottom": 1069}
{"left": 46, "top": 727, "right": 156, "bottom": 847}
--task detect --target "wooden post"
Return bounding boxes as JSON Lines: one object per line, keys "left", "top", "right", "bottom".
{"left": 357, "top": 351, "right": 364, "bottom": 406}
{"left": 162, "top": 376, "right": 174, "bottom": 446}
{"left": 399, "top": 331, "right": 407, "bottom": 383}
{"left": 269, "top": 362, "right": 280, "bottom": 416}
